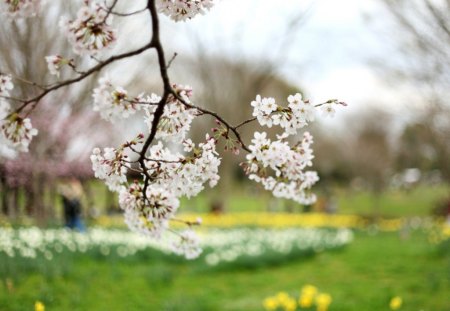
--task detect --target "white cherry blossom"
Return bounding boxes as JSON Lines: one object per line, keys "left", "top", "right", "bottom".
{"left": 1, "top": 115, "right": 38, "bottom": 152}
{"left": 92, "top": 77, "right": 141, "bottom": 122}
{"left": 0, "top": 0, "right": 40, "bottom": 18}
{"left": 90, "top": 147, "right": 128, "bottom": 192}
{"left": 60, "top": 0, "right": 116, "bottom": 55}
{"left": 0, "top": 74, "right": 13, "bottom": 96}
{"left": 156, "top": 0, "right": 215, "bottom": 22}
{"left": 45, "top": 55, "right": 73, "bottom": 77}
{"left": 144, "top": 84, "right": 197, "bottom": 142}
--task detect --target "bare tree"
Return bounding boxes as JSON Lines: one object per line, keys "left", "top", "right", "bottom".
{"left": 0, "top": 3, "right": 116, "bottom": 219}
{"left": 375, "top": 0, "right": 450, "bottom": 187}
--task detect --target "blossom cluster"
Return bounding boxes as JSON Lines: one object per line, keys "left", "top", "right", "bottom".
{"left": 117, "top": 136, "right": 220, "bottom": 255}
{"left": 45, "top": 55, "right": 74, "bottom": 77}
{"left": 244, "top": 131, "right": 318, "bottom": 205}
{"left": 60, "top": 0, "right": 116, "bottom": 55}
{"left": 0, "top": 74, "right": 38, "bottom": 153}
{"left": 1, "top": 0, "right": 346, "bottom": 260}
{"left": 91, "top": 130, "right": 220, "bottom": 257}
{"left": 92, "top": 77, "right": 141, "bottom": 122}
{"left": 90, "top": 146, "right": 129, "bottom": 192}
{"left": 251, "top": 93, "right": 343, "bottom": 136}
{"left": 1, "top": 115, "right": 39, "bottom": 152}
{"left": 156, "top": 0, "right": 215, "bottom": 21}
{"left": 243, "top": 93, "right": 345, "bottom": 205}
{"left": 0, "top": 0, "right": 40, "bottom": 18}
{"left": 144, "top": 84, "right": 197, "bottom": 142}
{"left": 0, "top": 74, "right": 13, "bottom": 98}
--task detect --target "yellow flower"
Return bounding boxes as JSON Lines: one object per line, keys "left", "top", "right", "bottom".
{"left": 301, "top": 284, "right": 318, "bottom": 296}
{"left": 390, "top": 296, "right": 402, "bottom": 310}
{"left": 283, "top": 297, "right": 297, "bottom": 311}
{"left": 316, "top": 293, "right": 332, "bottom": 311}
{"left": 263, "top": 297, "right": 279, "bottom": 311}
{"left": 34, "top": 301, "right": 45, "bottom": 311}
{"left": 299, "top": 294, "right": 314, "bottom": 308}
{"left": 276, "top": 291, "right": 290, "bottom": 303}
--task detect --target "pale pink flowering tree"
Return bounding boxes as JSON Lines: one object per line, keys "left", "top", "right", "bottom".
{"left": 0, "top": 0, "right": 346, "bottom": 259}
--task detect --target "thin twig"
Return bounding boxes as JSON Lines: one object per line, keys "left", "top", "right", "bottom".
{"left": 108, "top": 7, "right": 147, "bottom": 17}
{"left": 166, "top": 52, "right": 178, "bottom": 70}
{"left": 169, "top": 91, "right": 251, "bottom": 153}
{"left": 234, "top": 117, "right": 256, "bottom": 130}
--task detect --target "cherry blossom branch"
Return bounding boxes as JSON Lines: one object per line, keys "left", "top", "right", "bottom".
{"left": 166, "top": 52, "right": 178, "bottom": 70}
{"left": 234, "top": 117, "right": 257, "bottom": 130}
{"left": 138, "top": 0, "right": 172, "bottom": 202}
{"left": 168, "top": 90, "right": 252, "bottom": 153}
{"left": 10, "top": 41, "right": 154, "bottom": 116}
{"left": 108, "top": 7, "right": 148, "bottom": 17}
{"left": 5, "top": 73, "right": 46, "bottom": 90}
{"left": 100, "top": 0, "right": 120, "bottom": 23}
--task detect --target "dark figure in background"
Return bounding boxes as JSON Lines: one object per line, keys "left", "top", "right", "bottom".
{"left": 59, "top": 178, "right": 86, "bottom": 231}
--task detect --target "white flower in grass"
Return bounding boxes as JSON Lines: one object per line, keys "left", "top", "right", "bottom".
{"left": 171, "top": 229, "right": 202, "bottom": 259}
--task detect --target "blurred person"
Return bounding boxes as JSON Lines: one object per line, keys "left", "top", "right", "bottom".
{"left": 58, "top": 178, "right": 86, "bottom": 231}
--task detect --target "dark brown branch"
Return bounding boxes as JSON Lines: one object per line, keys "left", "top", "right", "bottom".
{"left": 169, "top": 91, "right": 251, "bottom": 153}
{"left": 424, "top": 0, "right": 450, "bottom": 39}
{"left": 14, "top": 41, "right": 154, "bottom": 115}
{"left": 234, "top": 117, "right": 257, "bottom": 130}
{"left": 103, "top": 0, "right": 120, "bottom": 22}
{"left": 138, "top": 0, "right": 173, "bottom": 199}
{"left": 166, "top": 52, "right": 178, "bottom": 70}
{"left": 108, "top": 7, "right": 147, "bottom": 17}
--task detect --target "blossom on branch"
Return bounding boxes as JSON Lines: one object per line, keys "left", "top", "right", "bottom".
{"left": 251, "top": 93, "right": 317, "bottom": 136}
{"left": 60, "top": 0, "right": 116, "bottom": 55}
{"left": 0, "top": 74, "right": 14, "bottom": 96}
{"left": 45, "top": 55, "right": 74, "bottom": 77}
{"left": 144, "top": 135, "right": 221, "bottom": 197}
{"left": 156, "top": 0, "right": 215, "bottom": 22}
{"left": 92, "top": 77, "right": 140, "bottom": 122}
{"left": 90, "top": 147, "right": 128, "bottom": 192}
{"left": 1, "top": 114, "right": 38, "bottom": 152}
{"left": 244, "top": 131, "right": 318, "bottom": 205}
{"left": 0, "top": 0, "right": 40, "bottom": 18}
{"left": 144, "top": 84, "right": 197, "bottom": 142}
{"left": 0, "top": 0, "right": 348, "bottom": 259}
{"left": 0, "top": 76, "right": 38, "bottom": 153}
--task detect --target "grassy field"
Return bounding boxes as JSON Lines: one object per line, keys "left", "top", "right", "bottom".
{"left": 1, "top": 230, "right": 449, "bottom": 311}
{"left": 1, "top": 184, "right": 449, "bottom": 310}
{"left": 163, "top": 184, "right": 450, "bottom": 217}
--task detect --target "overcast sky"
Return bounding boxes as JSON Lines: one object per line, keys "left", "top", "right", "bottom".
{"left": 156, "top": 0, "right": 415, "bottom": 120}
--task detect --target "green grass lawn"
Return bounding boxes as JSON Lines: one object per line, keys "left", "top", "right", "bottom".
{"left": 335, "top": 185, "right": 449, "bottom": 217}
{"left": 177, "top": 184, "right": 450, "bottom": 217}
{"left": 1, "top": 230, "right": 449, "bottom": 311}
